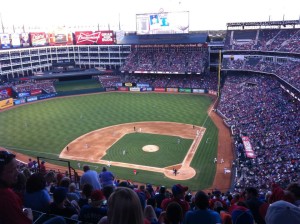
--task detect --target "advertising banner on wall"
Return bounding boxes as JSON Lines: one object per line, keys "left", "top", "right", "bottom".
{"left": 140, "top": 87, "right": 153, "bottom": 92}
{"left": 21, "top": 33, "right": 30, "bottom": 47}
{"left": 117, "top": 87, "right": 128, "bottom": 91}
{"left": 192, "top": 89, "right": 205, "bottom": 93}
{"left": 166, "top": 88, "right": 178, "bottom": 92}
{"left": 30, "top": 89, "right": 42, "bottom": 96}
{"left": 74, "top": 31, "right": 115, "bottom": 45}
{"left": 38, "top": 93, "right": 57, "bottom": 100}
{"left": 48, "top": 27, "right": 73, "bottom": 46}
{"left": 26, "top": 96, "right": 38, "bottom": 102}
{"left": 208, "top": 90, "right": 217, "bottom": 95}
{"left": 154, "top": 87, "right": 165, "bottom": 92}
{"left": 30, "top": 32, "right": 48, "bottom": 46}
{"left": 11, "top": 33, "right": 21, "bottom": 48}
{"left": 105, "top": 87, "right": 116, "bottom": 92}
{"left": 179, "top": 88, "right": 192, "bottom": 93}
{"left": 242, "top": 136, "right": 256, "bottom": 158}
{"left": 0, "top": 88, "right": 13, "bottom": 97}
{"left": 137, "top": 83, "right": 150, "bottom": 87}
{"left": 14, "top": 98, "right": 26, "bottom": 105}
{"left": 0, "top": 34, "right": 11, "bottom": 49}
{"left": 130, "top": 87, "right": 141, "bottom": 92}
{"left": 0, "top": 98, "right": 14, "bottom": 109}
{"left": 18, "top": 92, "right": 30, "bottom": 98}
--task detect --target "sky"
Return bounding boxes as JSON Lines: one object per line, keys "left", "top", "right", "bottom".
{"left": 0, "top": 0, "right": 299, "bottom": 32}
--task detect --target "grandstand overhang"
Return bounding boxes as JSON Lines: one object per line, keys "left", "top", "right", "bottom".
{"left": 227, "top": 20, "right": 300, "bottom": 29}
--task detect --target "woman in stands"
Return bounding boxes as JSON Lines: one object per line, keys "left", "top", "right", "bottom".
{"left": 98, "top": 187, "right": 147, "bottom": 224}
{"left": 24, "top": 172, "right": 51, "bottom": 213}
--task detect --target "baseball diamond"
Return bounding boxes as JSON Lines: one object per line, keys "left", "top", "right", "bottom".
{"left": 0, "top": 92, "right": 233, "bottom": 191}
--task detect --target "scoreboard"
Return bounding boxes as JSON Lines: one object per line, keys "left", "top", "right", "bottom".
{"left": 136, "top": 11, "right": 189, "bottom": 35}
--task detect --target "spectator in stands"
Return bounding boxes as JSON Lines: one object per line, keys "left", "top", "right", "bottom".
{"left": 59, "top": 176, "right": 81, "bottom": 202}
{"left": 49, "top": 187, "right": 79, "bottom": 219}
{"left": 24, "top": 172, "right": 51, "bottom": 213}
{"left": 159, "top": 201, "right": 183, "bottom": 224}
{"left": 161, "top": 184, "right": 190, "bottom": 216}
{"left": 213, "top": 201, "right": 232, "bottom": 224}
{"left": 209, "top": 190, "right": 227, "bottom": 210}
{"left": 80, "top": 165, "right": 101, "bottom": 190}
{"left": 27, "top": 158, "right": 33, "bottom": 169}
{"left": 22, "top": 168, "right": 32, "bottom": 180}
{"left": 135, "top": 184, "right": 150, "bottom": 209}
{"left": 44, "top": 171, "right": 56, "bottom": 191}
{"left": 155, "top": 185, "right": 167, "bottom": 209}
{"left": 99, "top": 166, "right": 115, "bottom": 188}
{"left": 147, "top": 197, "right": 162, "bottom": 219}
{"left": 98, "top": 187, "right": 146, "bottom": 224}
{"left": 230, "top": 201, "right": 254, "bottom": 224}
{"left": 67, "top": 182, "right": 81, "bottom": 202}
{"left": 0, "top": 150, "right": 32, "bottom": 224}
{"left": 78, "top": 183, "right": 93, "bottom": 208}
{"left": 146, "top": 183, "right": 155, "bottom": 199}
{"left": 79, "top": 189, "right": 107, "bottom": 223}
{"left": 144, "top": 205, "right": 158, "bottom": 224}
{"left": 102, "top": 185, "right": 115, "bottom": 202}
{"left": 286, "top": 182, "right": 300, "bottom": 206}
{"left": 39, "top": 161, "right": 46, "bottom": 175}
{"left": 13, "top": 172, "right": 27, "bottom": 201}
{"left": 265, "top": 200, "right": 300, "bottom": 224}
{"left": 244, "top": 187, "right": 267, "bottom": 224}
{"left": 183, "top": 190, "right": 221, "bottom": 224}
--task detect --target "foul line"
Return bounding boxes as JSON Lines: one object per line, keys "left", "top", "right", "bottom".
{"left": 201, "top": 98, "right": 218, "bottom": 128}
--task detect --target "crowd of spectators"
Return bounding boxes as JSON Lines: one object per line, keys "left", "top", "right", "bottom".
{"left": 224, "top": 28, "right": 300, "bottom": 53}
{"left": 120, "top": 47, "right": 209, "bottom": 74}
{"left": 218, "top": 73, "right": 300, "bottom": 192}
{"left": 98, "top": 75, "right": 122, "bottom": 88}
{"left": 2, "top": 150, "right": 300, "bottom": 224}
{"left": 12, "top": 80, "right": 56, "bottom": 94}
{"left": 222, "top": 57, "right": 300, "bottom": 90}
{"left": 131, "top": 73, "right": 217, "bottom": 90}
{"left": 98, "top": 73, "right": 218, "bottom": 91}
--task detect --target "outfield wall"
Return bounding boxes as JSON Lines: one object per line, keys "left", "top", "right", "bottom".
{"left": 6, "top": 85, "right": 216, "bottom": 109}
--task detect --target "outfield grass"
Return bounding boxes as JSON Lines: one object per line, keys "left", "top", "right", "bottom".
{"left": 54, "top": 79, "right": 100, "bottom": 92}
{"left": 0, "top": 92, "right": 218, "bottom": 190}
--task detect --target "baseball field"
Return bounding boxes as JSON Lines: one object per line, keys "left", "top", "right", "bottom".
{"left": 0, "top": 91, "right": 232, "bottom": 191}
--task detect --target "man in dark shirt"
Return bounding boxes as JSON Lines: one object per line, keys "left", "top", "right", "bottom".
{"left": 245, "top": 187, "right": 267, "bottom": 224}
{"left": 0, "top": 150, "right": 32, "bottom": 224}
{"left": 79, "top": 189, "right": 107, "bottom": 223}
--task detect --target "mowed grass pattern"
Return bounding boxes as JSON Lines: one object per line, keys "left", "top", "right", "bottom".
{"left": 103, "top": 133, "right": 192, "bottom": 167}
{"left": 0, "top": 92, "right": 218, "bottom": 190}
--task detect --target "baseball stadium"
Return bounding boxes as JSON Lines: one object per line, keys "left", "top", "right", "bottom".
{"left": 0, "top": 7, "right": 299, "bottom": 224}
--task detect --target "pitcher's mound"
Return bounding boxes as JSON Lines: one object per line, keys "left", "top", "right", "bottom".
{"left": 143, "top": 145, "right": 159, "bottom": 152}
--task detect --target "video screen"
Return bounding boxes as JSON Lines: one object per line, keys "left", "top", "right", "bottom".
{"left": 136, "top": 11, "right": 189, "bottom": 35}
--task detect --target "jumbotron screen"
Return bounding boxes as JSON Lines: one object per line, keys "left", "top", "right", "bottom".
{"left": 136, "top": 11, "right": 189, "bottom": 35}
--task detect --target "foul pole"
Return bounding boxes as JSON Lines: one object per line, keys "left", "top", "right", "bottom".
{"left": 217, "top": 50, "right": 222, "bottom": 97}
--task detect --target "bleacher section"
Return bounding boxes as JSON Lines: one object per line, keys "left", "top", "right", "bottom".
{"left": 218, "top": 73, "right": 300, "bottom": 190}
{"left": 120, "top": 47, "right": 209, "bottom": 74}
{"left": 220, "top": 25, "right": 300, "bottom": 193}
{"left": 224, "top": 28, "right": 300, "bottom": 53}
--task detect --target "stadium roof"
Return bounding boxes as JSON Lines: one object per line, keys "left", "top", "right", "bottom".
{"left": 117, "top": 33, "right": 208, "bottom": 45}
{"left": 227, "top": 20, "right": 300, "bottom": 29}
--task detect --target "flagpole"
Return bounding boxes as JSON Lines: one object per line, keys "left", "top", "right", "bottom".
{"left": 0, "top": 12, "right": 5, "bottom": 33}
